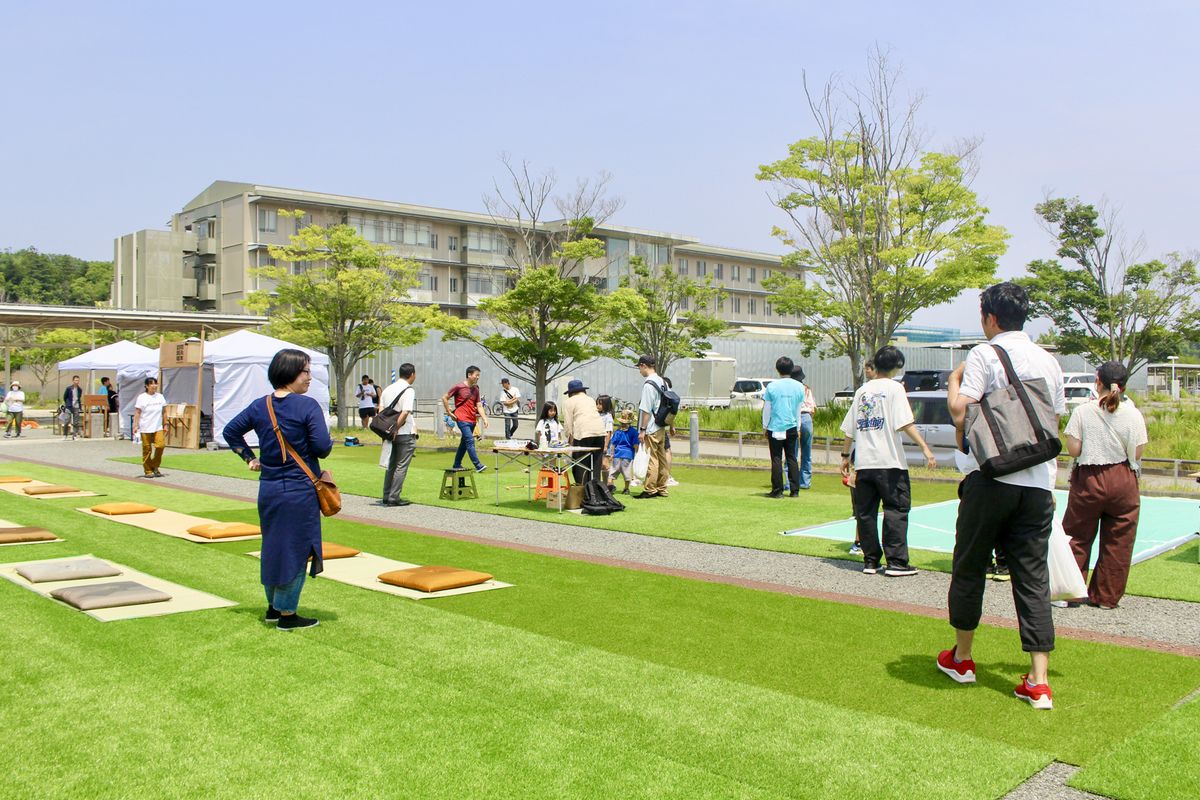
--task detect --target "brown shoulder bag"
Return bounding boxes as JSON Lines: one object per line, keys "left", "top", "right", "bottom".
{"left": 266, "top": 395, "right": 342, "bottom": 517}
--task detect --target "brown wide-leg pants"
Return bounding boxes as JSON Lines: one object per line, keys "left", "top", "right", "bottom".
{"left": 1062, "top": 462, "right": 1140, "bottom": 608}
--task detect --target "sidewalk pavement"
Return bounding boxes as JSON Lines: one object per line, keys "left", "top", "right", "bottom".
{"left": 3, "top": 437, "right": 1197, "bottom": 655}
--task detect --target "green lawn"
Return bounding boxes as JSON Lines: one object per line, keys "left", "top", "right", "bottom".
{"left": 116, "top": 447, "right": 963, "bottom": 572}
{"left": 0, "top": 461, "right": 1198, "bottom": 798}
{"left": 116, "top": 447, "right": 1199, "bottom": 600}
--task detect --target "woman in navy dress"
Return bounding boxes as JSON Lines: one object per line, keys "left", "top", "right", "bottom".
{"left": 223, "top": 349, "right": 332, "bottom": 631}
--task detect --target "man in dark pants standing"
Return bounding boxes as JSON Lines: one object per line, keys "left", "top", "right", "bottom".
{"left": 937, "top": 282, "right": 1066, "bottom": 710}
{"left": 380, "top": 363, "right": 417, "bottom": 507}
{"left": 761, "top": 356, "right": 805, "bottom": 498}
{"left": 499, "top": 378, "right": 521, "bottom": 439}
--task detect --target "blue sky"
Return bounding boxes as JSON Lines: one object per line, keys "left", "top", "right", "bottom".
{"left": 2, "top": 1, "right": 1196, "bottom": 331}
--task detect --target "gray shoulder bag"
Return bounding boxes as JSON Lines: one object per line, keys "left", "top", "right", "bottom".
{"left": 965, "top": 345, "right": 1062, "bottom": 479}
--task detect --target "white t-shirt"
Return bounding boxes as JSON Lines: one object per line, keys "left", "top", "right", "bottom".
{"left": 378, "top": 380, "right": 416, "bottom": 436}
{"left": 840, "top": 378, "right": 915, "bottom": 471}
{"left": 536, "top": 418, "right": 564, "bottom": 448}
{"left": 1064, "top": 400, "right": 1147, "bottom": 467}
{"left": 135, "top": 392, "right": 166, "bottom": 434}
{"left": 600, "top": 412, "right": 613, "bottom": 434}
{"left": 356, "top": 383, "right": 377, "bottom": 409}
{"left": 958, "top": 331, "right": 1067, "bottom": 491}
{"left": 5, "top": 391, "right": 24, "bottom": 413}
{"left": 500, "top": 386, "right": 521, "bottom": 415}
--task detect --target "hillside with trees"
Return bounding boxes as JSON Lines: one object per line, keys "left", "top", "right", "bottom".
{"left": 0, "top": 247, "right": 113, "bottom": 306}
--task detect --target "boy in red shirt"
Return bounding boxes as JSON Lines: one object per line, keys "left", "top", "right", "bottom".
{"left": 442, "top": 365, "right": 489, "bottom": 472}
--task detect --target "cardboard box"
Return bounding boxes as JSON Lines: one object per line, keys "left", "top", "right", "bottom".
{"left": 159, "top": 340, "right": 204, "bottom": 368}
{"left": 546, "top": 485, "right": 583, "bottom": 510}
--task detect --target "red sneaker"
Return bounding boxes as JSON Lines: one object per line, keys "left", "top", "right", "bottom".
{"left": 1014, "top": 675, "right": 1053, "bottom": 709}
{"left": 936, "top": 647, "right": 976, "bottom": 684}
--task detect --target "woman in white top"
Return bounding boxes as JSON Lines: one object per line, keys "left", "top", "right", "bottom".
{"left": 4, "top": 382, "right": 25, "bottom": 438}
{"left": 133, "top": 377, "right": 168, "bottom": 478}
{"left": 1061, "top": 361, "right": 1147, "bottom": 609}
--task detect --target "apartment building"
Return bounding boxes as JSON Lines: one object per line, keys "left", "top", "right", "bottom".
{"left": 112, "top": 181, "right": 802, "bottom": 329}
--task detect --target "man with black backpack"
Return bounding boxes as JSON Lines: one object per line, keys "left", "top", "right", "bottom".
{"left": 634, "top": 354, "right": 678, "bottom": 499}
{"left": 938, "top": 282, "right": 1066, "bottom": 710}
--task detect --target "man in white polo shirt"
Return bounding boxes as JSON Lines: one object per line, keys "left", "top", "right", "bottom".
{"left": 380, "top": 362, "right": 417, "bottom": 507}
{"left": 937, "top": 282, "right": 1066, "bottom": 710}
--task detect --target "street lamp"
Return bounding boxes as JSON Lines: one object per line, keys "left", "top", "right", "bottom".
{"left": 1167, "top": 355, "right": 1179, "bottom": 399}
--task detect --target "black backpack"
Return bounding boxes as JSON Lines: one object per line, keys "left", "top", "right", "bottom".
{"left": 646, "top": 379, "right": 681, "bottom": 428}
{"left": 582, "top": 479, "right": 625, "bottom": 515}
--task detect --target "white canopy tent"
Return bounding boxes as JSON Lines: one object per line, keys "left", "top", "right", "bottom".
{"left": 57, "top": 340, "right": 159, "bottom": 439}
{"left": 156, "top": 330, "right": 331, "bottom": 447}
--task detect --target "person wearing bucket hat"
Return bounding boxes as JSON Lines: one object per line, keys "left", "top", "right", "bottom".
{"left": 562, "top": 379, "right": 606, "bottom": 484}
{"left": 607, "top": 410, "right": 640, "bottom": 493}
{"left": 4, "top": 381, "right": 25, "bottom": 438}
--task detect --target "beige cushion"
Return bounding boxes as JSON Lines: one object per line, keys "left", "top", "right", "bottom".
{"left": 51, "top": 581, "right": 171, "bottom": 611}
{"left": 23, "top": 485, "right": 79, "bottom": 496}
{"left": 17, "top": 558, "right": 121, "bottom": 583}
{"left": 185, "top": 522, "right": 261, "bottom": 539}
{"left": 0, "top": 476, "right": 33, "bottom": 484}
{"left": 0, "top": 527, "right": 58, "bottom": 544}
{"left": 377, "top": 565, "right": 493, "bottom": 593}
{"left": 316, "top": 542, "right": 360, "bottom": 560}
{"left": 91, "top": 502, "right": 158, "bottom": 515}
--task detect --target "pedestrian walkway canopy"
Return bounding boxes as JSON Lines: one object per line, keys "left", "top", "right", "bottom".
{"left": 0, "top": 303, "right": 266, "bottom": 334}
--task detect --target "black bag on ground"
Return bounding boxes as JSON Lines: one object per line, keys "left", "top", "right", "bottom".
{"left": 368, "top": 387, "right": 410, "bottom": 441}
{"left": 964, "top": 345, "right": 1062, "bottom": 479}
{"left": 582, "top": 479, "right": 624, "bottom": 515}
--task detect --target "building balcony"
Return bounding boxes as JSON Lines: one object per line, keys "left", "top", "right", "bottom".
{"left": 196, "top": 236, "right": 217, "bottom": 255}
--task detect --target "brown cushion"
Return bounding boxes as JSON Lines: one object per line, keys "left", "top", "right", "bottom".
{"left": 50, "top": 581, "right": 171, "bottom": 611}
{"left": 17, "top": 558, "right": 122, "bottom": 583}
{"left": 91, "top": 502, "right": 159, "bottom": 515}
{"left": 23, "top": 485, "right": 80, "bottom": 496}
{"left": 185, "top": 522, "right": 261, "bottom": 539}
{"left": 377, "top": 565, "right": 493, "bottom": 593}
{"left": 0, "top": 476, "right": 33, "bottom": 484}
{"left": 311, "top": 542, "right": 360, "bottom": 560}
{"left": 0, "top": 527, "right": 58, "bottom": 544}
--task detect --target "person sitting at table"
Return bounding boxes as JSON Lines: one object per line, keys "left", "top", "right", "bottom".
{"left": 534, "top": 402, "right": 564, "bottom": 449}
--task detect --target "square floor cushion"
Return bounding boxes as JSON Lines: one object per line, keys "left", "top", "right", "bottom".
{"left": 0, "top": 476, "right": 33, "bottom": 484}
{"left": 23, "top": 485, "right": 80, "bottom": 496}
{"left": 91, "top": 502, "right": 158, "bottom": 515}
{"left": 50, "top": 581, "right": 171, "bottom": 611}
{"left": 377, "top": 565, "right": 493, "bottom": 593}
{"left": 314, "top": 542, "right": 360, "bottom": 560}
{"left": 17, "top": 558, "right": 122, "bottom": 583}
{"left": 0, "top": 527, "right": 59, "bottom": 544}
{"left": 185, "top": 522, "right": 261, "bottom": 539}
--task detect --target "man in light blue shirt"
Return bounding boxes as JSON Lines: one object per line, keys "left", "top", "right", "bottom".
{"left": 761, "top": 356, "right": 806, "bottom": 497}
{"left": 635, "top": 354, "right": 670, "bottom": 498}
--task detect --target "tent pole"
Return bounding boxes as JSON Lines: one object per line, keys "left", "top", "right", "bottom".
{"left": 197, "top": 329, "right": 206, "bottom": 449}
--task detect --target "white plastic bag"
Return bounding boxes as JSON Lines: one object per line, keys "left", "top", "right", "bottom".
{"left": 1047, "top": 519, "right": 1088, "bottom": 601}
{"left": 631, "top": 447, "right": 650, "bottom": 480}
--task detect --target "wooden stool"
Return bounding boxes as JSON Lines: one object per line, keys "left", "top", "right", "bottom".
{"left": 532, "top": 468, "right": 570, "bottom": 502}
{"left": 440, "top": 469, "right": 478, "bottom": 500}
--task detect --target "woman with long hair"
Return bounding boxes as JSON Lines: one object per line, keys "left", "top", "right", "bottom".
{"left": 1061, "top": 361, "right": 1147, "bottom": 609}
{"left": 534, "top": 401, "right": 563, "bottom": 449}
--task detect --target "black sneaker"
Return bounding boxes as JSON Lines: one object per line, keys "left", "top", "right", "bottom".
{"left": 862, "top": 563, "right": 881, "bottom": 575}
{"left": 277, "top": 614, "right": 319, "bottom": 631}
{"left": 265, "top": 607, "right": 281, "bottom": 623}
{"left": 475, "top": 464, "right": 488, "bottom": 474}
{"left": 990, "top": 564, "right": 1011, "bottom": 582}
{"left": 767, "top": 489, "right": 784, "bottom": 498}
{"left": 884, "top": 565, "right": 918, "bottom": 577}
{"left": 152, "top": 470, "right": 165, "bottom": 478}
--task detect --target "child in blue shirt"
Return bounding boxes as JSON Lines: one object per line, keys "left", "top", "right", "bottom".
{"left": 607, "top": 410, "right": 640, "bottom": 494}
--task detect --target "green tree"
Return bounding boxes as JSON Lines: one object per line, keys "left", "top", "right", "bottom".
{"left": 19, "top": 329, "right": 90, "bottom": 393}
{"left": 603, "top": 256, "right": 728, "bottom": 378}
{"left": 1020, "top": 197, "right": 1199, "bottom": 373}
{"left": 0, "top": 248, "right": 112, "bottom": 305}
{"left": 443, "top": 157, "right": 637, "bottom": 407}
{"left": 756, "top": 53, "right": 1007, "bottom": 386}
{"left": 244, "top": 213, "right": 454, "bottom": 428}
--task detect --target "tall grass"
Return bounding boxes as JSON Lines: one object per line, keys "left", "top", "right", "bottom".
{"left": 695, "top": 402, "right": 846, "bottom": 439}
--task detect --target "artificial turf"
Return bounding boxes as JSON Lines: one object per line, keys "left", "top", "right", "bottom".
{"left": 1, "top": 461, "right": 1198, "bottom": 799}
{"left": 119, "top": 447, "right": 1200, "bottom": 601}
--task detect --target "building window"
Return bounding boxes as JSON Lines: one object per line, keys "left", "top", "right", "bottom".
{"left": 419, "top": 271, "right": 438, "bottom": 292}
{"left": 748, "top": 298, "right": 757, "bottom": 315}
{"left": 257, "top": 208, "right": 277, "bottom": 233}
{"left": 715, "top": 263, "right": 724, "bottom": 280}
{"left": 257, "top": 252, "right": 276, "bottom": 268}
{"left": 680, "top": 296, "right": 689, "bottom": 311}
{"left": 678, "top": 259, "right": 688, "bottom": 276}
{"left": 466, "top": 227, "right": 511, "bottom": 255}
{"left": 293, "top": 213, "right": 310, "bottom": 234}
{"left": 697, "top": 260, "right": 708, "bottom": 276}
{"left": 205, "top": 265, "right": 215, "bottom": 284}
{"left": 732, "top": 296, "right": 741, "bottom": 314}
{"left": 431, "top": 233, "right": 438, "bottom": 250}
{"left": 731, "top": 264, "right": 740, "bottom": 281}
{"left": 749, "top": 267, "right": 756, "bottom": 284}
{"left": 467, "top": 274, "right": 504, "bottom": 294}
{"left": 766, "top": 301, "right": 773, "bottom": 317}
{"left": 449, "top": 277, "right": 459, "bottom": 293}
{"left": 717, "top": 296, "right": 725, "bottom": 311}
{"left": 762, "top": 268, "right": 771, "bottom": 282}
{"left": 448, "top": 236, "right": 459, "bottom": 251}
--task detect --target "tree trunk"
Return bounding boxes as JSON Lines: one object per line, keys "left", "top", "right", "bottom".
{"left": 534, "top": 360, "right": 548, "bottom": 412}
{"left": 332, "top": 362, "right": 349, "bottom": 430}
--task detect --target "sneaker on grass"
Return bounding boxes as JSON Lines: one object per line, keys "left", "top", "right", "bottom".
{"left": 849, "top": 543, "right": 863, "bottom": 556}
{"left": 1014, "top": 675, "right": 1053, "bottom": 709}
{"left": 665, "top": 477, "right": 679, "bottom": 487}
{"left": 277, "top": 614, "right": 319, "bottom": 631}
{"left": 936, "top": 647, "right": 976, "bottom": 683}
{"left": 475, "top": 464, "right": 487, "bottom": 474}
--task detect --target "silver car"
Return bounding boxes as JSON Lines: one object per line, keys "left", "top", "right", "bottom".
{"left": 903, "top": 390, "right": 958, "bottom": 468}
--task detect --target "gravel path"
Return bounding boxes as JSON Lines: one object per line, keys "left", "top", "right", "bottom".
{"left": 5, "top": 437, "right": 1198, "bottom": 654}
